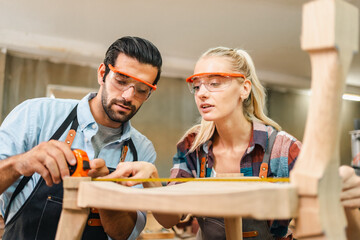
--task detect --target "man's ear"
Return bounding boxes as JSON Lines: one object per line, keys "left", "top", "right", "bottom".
{"left": 97, "top": 63, "right": 106, "bottom": 85}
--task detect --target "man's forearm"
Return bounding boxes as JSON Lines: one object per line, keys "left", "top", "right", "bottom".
{"left": 0, "top": 156, "right": 22, "bottom": 194}
{"left": 99, "top": 209, "right": 137, "bottom": 240}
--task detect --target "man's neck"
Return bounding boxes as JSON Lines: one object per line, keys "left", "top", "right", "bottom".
{"left": 89, "top": 94, "right": 122, "bottom": 129}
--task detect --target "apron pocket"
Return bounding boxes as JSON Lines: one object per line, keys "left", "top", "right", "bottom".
{"left": 35, "top": 195, "right": 63, "bottom": 240}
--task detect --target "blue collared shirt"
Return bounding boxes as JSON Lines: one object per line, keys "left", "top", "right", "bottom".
{"left": 0, "top": 93, "right": 156, "bottom": 240}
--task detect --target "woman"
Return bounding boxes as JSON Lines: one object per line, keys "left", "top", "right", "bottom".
{"left": 164, "top": 47, "right": 300, "bottom": 239}
{"left": 104, "top": 47, "right": 360, "bottom": 239}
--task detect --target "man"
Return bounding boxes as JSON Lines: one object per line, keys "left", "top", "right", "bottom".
{"left": 0, "top": 36, "right": 162, "bottom": 240}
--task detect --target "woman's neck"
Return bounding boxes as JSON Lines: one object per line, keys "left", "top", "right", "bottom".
{"left": 213, "top": 113, "right": 252, "bottom": 149}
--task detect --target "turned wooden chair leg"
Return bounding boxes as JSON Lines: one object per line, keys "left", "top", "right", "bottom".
{"left": 55, "top": 177, "right": 91, "bottom": 240}
{"left": 225, "top": 217, "right": 243, "bottom": 240}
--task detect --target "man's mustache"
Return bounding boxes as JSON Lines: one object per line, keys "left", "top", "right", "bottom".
{"left": 110, "top": 99, "right": 136, "bottom": 111}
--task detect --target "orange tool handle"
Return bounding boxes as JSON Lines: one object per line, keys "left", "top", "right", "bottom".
{"left": 69, "top": 149, "right": 90, "bottom": 177}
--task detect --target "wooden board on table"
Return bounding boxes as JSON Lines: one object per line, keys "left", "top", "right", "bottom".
{"left": 77, "top": 180, "right": 298, "bottom": 219}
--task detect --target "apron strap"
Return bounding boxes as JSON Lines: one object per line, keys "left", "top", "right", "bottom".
{"left": 50, "top": 105, "right": 78, "bottom": 140}
{"left": 120, "top": 138, "right": 138, "bottom": 162}
{"left": 3, "top": 104, "right": 78, "bottom": 223}
{"left": 259, "top": 129, "right": 278, "bottom": 179}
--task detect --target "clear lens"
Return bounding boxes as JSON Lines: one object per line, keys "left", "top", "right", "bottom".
{"left": 110, "top": 72, "right": 151, "bottom": 100}
{"left": 188, "top": 74, "right": 233, "bottom": 94}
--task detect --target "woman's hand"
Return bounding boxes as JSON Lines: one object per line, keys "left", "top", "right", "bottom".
{"left": 100, "top": 162, "right": 162, "bottom": 188}
{"left": 339, "top": 165, "right": 360, "bottom": 208}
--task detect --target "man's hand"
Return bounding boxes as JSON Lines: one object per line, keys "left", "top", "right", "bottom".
{"left": 13, "top": 140, "right": 76, "bottom": 187}
{"left": 100, "top": 162, "right": 161, "bottom": 188}
{"left": 87, "top": 158, "right": 109, "bottom": 178}
{"left": 339, "top": 165, "right": 360, "bottom": 208}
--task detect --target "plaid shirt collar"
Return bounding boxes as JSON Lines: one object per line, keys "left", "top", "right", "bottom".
{"left": 202, "top": 121, "right": 269, "bottom": 169}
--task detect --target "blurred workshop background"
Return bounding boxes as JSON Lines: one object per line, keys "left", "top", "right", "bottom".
{"left": 1, "top": 0, "right": 360, "bottom": 239}
{"left": 0, "top": 0, "right": 360, "bottom": 178}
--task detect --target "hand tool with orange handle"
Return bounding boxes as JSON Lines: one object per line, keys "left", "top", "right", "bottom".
{"left": 69, "top": 149, "right": 91, "bottom": 177}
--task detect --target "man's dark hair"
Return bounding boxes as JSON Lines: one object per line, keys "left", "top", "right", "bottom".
{"left": 103, "top": 36, "right": 162, "bottom": 85}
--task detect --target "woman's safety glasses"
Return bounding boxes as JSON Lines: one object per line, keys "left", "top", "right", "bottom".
{"left": 186, "top": 72, "right": 246, "bottom": 94}
{"left": 108, "top": 64, "right": 156, "bottom": 101}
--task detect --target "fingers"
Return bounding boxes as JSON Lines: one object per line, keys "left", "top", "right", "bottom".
{"left": 341, "top": 186, "right": 360, "bottom": 200}
{"left": 339, "top": 165, "right": 355, "bottom": 187}
{"left": 100, "top": 163, "right": 133, "bottom": 179}
{"left": 341, "top": 198, "right": 360, "bottom": 209}
{"left": 339, "top": 165, "right": 360, "bottom": 209}
{"left": 88, "top": 158, "right": 109, "bottom": 178}
{"left": 90, "top": 158, "right": 106, "bottom": 169}
{"left": 50, "top": 140, "right": 76, "bottom": 165}
{"left": 43, "top": 140, "right": 74, "bottom": 181}
{"left": 339, "top": 166, "right": 360, "bottom": 190}
{"left": 33, "top": 162, "right": 54, "bottom": 186}
{"left": 43, "top": 154, "right": 61, "bottom": 184}
{"left": 98, "top": 168, "right": 133, "bottom": 187}
{"left": 99, "top": 162, "right": 159, "bottom": 187}
{"left": 17, "top": 141, "right": 76, "bottom": 186}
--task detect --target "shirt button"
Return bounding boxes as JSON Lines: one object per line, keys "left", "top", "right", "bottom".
{"left": 262, "top": 167, "right": 266, "bottom": 171}
{"left": 84, "top": 138, "right": 89, "bottom": 142}
{"left": 92, "top": 124, "right": 96, "bottom": 129}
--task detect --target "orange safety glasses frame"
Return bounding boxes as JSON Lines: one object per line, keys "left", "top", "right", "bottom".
{"left": 186, "top": 72, "right": 246, "bottom": 83}
{"left": 108, "top": 64, "right": 157, "bottom": 91}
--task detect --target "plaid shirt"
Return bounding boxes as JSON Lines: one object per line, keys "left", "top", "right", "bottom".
{"left": 169, "top": 121, "right": 301, "bottom": 237}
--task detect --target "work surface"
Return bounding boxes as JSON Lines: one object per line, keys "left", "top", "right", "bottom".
{"left": 77, "top": 180, "right": 298, "bottom": 219}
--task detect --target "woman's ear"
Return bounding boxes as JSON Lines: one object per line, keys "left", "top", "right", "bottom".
{"left": 241, "top": 79, "right": 252, "bottom": 101}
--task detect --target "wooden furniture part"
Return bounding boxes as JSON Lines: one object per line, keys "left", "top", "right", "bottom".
{"left": 290, "top": 0, "right": 359, "bottom": 239}
{"left": 55, "top": 177, "right": 91, "bottom": 240}
{"left": 138, "top": 212, "right": 175, "bottom": 239}
{"left": 77, "top": 181, "right": 297, "bottom": 219}
{"left": 0, "top": 215, "right": 4, "bottom": 240}
{"left": 55, "top": 0, "right": 359, "bottom": 239}
{"left": 78, "top": 181, "right": 297, "bottom": 240}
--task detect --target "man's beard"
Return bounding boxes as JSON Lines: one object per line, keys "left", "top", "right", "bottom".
{"left": 101, "top": 87, "right": 139, "bottom": 123}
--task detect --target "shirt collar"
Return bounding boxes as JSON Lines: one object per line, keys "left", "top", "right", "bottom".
{"left": 77, "top": 93, "right": 97, "bottom": 131}
{"left": 250, "top": 121, "right": 271, "bottom": 153}
{"left": 204, "top": 121, "right": 270, "bottom": 160}
{"left": 120, "top": 120, "right": 132, "bottom": 140}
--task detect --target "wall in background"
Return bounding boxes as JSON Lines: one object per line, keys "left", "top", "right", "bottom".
{"left": 268, "top": 88, "right": 360, "bottom": 166}
{"left": 2, "top": 54, "right": 98, "bottom": 121}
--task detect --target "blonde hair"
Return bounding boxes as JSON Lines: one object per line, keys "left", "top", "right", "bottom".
{"left": 183, "top": 47, "right": 281, "bottom": 153}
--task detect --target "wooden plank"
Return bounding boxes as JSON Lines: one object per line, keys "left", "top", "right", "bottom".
{"left": 77, "top": 181, "right": 298, "bottom": 219}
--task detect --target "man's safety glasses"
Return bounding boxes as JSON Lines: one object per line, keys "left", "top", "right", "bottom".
{"left": 108, "top": 64, "right": 157, "bottom": 100}
{"left": 186, "top": 72, "right": 246, "bottom": 94}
